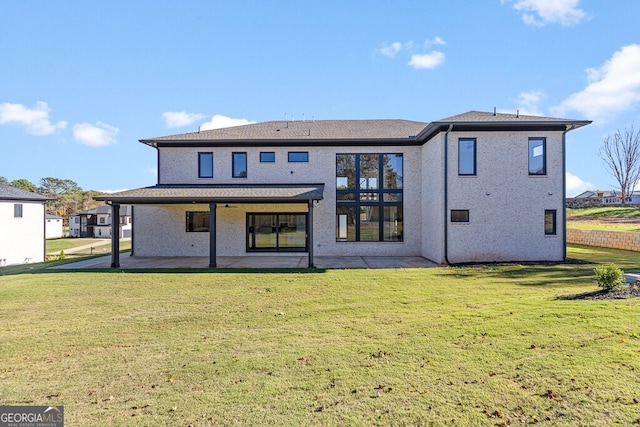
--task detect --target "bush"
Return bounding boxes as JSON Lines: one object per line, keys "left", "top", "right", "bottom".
{"left": 594, "top": 263, "right": 625, "bottom": 291}
{"left": 59, "top": 250, "right": 66, "bottom": 260}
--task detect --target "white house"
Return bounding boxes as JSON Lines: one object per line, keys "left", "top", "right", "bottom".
{"left": 572, "top": 190, "right": 640, "bottom": 206}
{"left": 68, "top": 205, "right": 132, "bottom": 238}
{"left": 0, "top": 184, "right": 53, "bottom": 266}
{"left": 96, "top": 111, "right": 590, "bottom": 268}
{"left": 46, "top": 214, "right": 64, "bottom": 239}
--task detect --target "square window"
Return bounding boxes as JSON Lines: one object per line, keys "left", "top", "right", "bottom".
{"left": 544, "top": 210, "right": 556, "bottom": 235}
{"left": 458, "top": 138, "right": 476, "bottom": 175}
{"left": 260, "top": 152, "right": 275, "bottom": 162}
{"left": 528, "top": 138, "right": 546, "bottom": 175}
{"left": 451, "top": 209, "right": 469, "bottom": 222}
{"left": 232, "top": 152, "right": 247, "bottom": 178}
{"left": 186, "top": 211, "right": 210, "bottom": 232}
{"left": 288, "top": 151, "right": 308, "bottom": 162}
{"left": 14, "top": 204, "right": 23, "bottom": 218}
{"left": 198, "top": 152, "right": 213, "bottom": 178}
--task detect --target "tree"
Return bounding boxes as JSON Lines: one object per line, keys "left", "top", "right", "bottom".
{"left": 10, "top": 178, "right": 38, "bottom": 193}
{"left": 0, "top": 176, "right": 9, "bottom": 185}
{"left": 599, "top": 125, "right": 640, "bottom": 205}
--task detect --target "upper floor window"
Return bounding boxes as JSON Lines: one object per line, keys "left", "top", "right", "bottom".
{"left": 198, "top": 152, "right": 213, "bottom": 178}
{"left": 14, "top": 204, "right": 23, "bottom": 218}
{"left": 458, "top": 138, "right": 476, "bottom": 176}
{"left": 260, "top": 152, "right": 275, "bottom": 162}
{"left": 288, "top": 151, "right": 308, "bottom": 162}
{"left": 528, "top": 138, "right": 546, "bottom": 175}
{"left": 232, "top": 152, "right": 247, "bottom": 178}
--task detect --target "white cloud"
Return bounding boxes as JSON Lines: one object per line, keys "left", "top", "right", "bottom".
{"left": 516, "top": 90, "right": 545, "bottom": 116}
{"left": 380, "top": 42, "right": 403, "bottom": 58}
{"left": 0, "top": 101, "right": 67, "bottom": 135}
{"left": 424, "top": 37, "right": 446, "bottom": 48}
{"left": 566, "top": 172, "right": 594, "bottom": 197}
{"left": 145, "top": 167, "right": 158, "bottom": 176}
{"left": 551, "top": 44, "right": 640, "bottom": 122}
{"left": 162, "top": 111, "right": 206, "bottom": 128}
{"left": 72, "top": 121, "right": 119, "bottom": 147}
{"left": 200, "top": 114, "right": 255, "bottom": 131}
{"left": 504, "top": 0, "right": 587, "bottom": 26}
{"left": 408, "top": 51, "right": 445, "bottom": 70}
{"left": 99, "top": 188, "right": 129, "bottom": 194}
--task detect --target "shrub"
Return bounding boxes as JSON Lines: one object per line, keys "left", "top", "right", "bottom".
{"left": 59, "top": 250, "right": 66, "bottom": 260}
{"left": 594, "top": 263, "right": 625, "bottom": 291}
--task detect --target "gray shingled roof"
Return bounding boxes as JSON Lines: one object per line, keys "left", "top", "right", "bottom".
{"left": 94, "top": 184, "right": 324, "bottom": 204}
{"left": 0, "top": 184, "right": 52, "bottom": 201}
{"left": 140, "top": 111, "right": 590, "bottom": 146}
{"left": 141, "top": 119, "right": 428, "bottom": 143}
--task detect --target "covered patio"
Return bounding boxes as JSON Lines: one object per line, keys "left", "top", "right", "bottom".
{"left": 50, "top": 254, "right": 438, "bottom": 270}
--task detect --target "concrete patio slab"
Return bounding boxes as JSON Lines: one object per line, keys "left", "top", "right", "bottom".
{"left": 49, "top": 253, "right": 438, "bottom": 270}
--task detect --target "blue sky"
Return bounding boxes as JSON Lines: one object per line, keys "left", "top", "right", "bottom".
{"left": 1, "top": 0, "right": 639, "bottom": 196}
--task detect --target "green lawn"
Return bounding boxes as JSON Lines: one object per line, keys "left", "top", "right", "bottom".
{"left": 1, "top": 246, "right": 639, "bottom": 425}
{"left": 567, "top": 221, "right": 640, "bottom": 232}
{"left": 46, "top": 238, "right": 107, "bottom": 254}
{"left": 567, "top": 206, "right": 640, "bottom": 219}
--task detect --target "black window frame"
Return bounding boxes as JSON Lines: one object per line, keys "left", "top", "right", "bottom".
{"left": 288, "top": 151, "right": 309, "bottom": 162}
{"left": 232, "top": 152, "right": 248, "bottom": 178}
{"left": 14, "top": 203, "right": 23, "bottom": 218}
{"left": 458, "top": 138, "right": 477, "bottom": 176}
{"left": 198, "top": 152, "right": 213, "bottom": 178}
{"left": 451, "top": 209, "right": 469, "bottom": 223}
{"left": 186, "top": 211, "right": 210, "bottom": 232}
{"left": 335, "top": 153, "right": 403, "bottom": 242}
{"left": 544, "top": 209, "right": 557, "bottom": 235}
{"left": 246, "top": 213, "right": 308, "bottom": 252}
{"left": 528, "top": 138, "right": 546, "bottom": 175}
{"left": 260, "top": 152, "right": 275, "bottom": 163}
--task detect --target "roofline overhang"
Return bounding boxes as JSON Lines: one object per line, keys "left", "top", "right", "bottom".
{"left": 415, "top": 120, "right": 592, "bottom": 142}
{"left": 95, "top": 196, "right": 321, "bottom": 205}
{"left": 140, "top": 137, "right": 421, "bottom": 148}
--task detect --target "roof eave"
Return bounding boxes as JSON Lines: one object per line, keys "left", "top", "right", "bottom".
{"left": 140, "top": 137, "right": 421, "bottom": 147}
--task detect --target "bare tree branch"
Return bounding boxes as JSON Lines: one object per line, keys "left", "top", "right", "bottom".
{"left": 599, "top": 125, "right": 640, "bottom": 205}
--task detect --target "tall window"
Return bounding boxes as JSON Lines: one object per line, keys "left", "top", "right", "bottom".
{"left": 247, "top": 213, "right": 307, "bottom": 251}
{"left": 458, "top": 138, "right": 476, "bottom": 176}
{"left": 14, "top": 204, "right": 23, "bottom": 218}
{"left": 232, "top": 152, "right": 247, "bottom": 178}
{"left": 544, "top": 210, "right": 556, "bottom": 235}
{"left": 198, "top": 152, "right": 213, "bottom": 178}
{"left": 336, "top": 153, "right": 403, "bottom": 242}
{"left": 186, "top": 211, "right": 210, "bottom": 232}
{"left": 528, "top": 138, "right": 546, "bottom": 175}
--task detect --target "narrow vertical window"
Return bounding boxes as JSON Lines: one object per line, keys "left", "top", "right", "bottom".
{"left": 14, "top": 203, "right": 23, "bottom": 218}
{"left": 458, "top": 138, "right": 476, "bottom": 176}
{"left": 198, "top": 152, "right": 213, "bottom": 178}
{"left": 528, "top": 138, "right": 546, "bottom": 175}
{"left": 232, "top": 152, "right": 247, "bottom": 178}
{"left": 544, "top": 210, "right": 556, "bottom": 235}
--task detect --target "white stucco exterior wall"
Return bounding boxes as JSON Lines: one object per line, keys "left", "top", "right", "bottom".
{"left": 444, "top": 131, "right": 565, "bottom": 263}
{"left": 421, "top": 133, "right": 446, "bottom": 264}
{"left": 0, "top": 200, "right": 46, "bottom": 265}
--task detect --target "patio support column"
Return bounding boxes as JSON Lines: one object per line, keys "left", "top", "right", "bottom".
{"left": 110, "top": 203, "right": 120, "bottom": 268}
{"left": 209, "top": 202, "right": 217, "bottom": 268}
{"left": 308, "top": 200, "right": 314, "bottom": 268}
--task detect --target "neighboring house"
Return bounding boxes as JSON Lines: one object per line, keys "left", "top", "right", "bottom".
{"left": 572, "top": 190, "right": 640, "bottom": 206}
{"left": 0, "top": 184, "right": 53, "bottom": 266}
{"left": 68, "top": 205, "right": 132, "bottom": 238}
{"left": 46, "top": 214, "right": 64, "bottom": 239}
{"left": 96, "top": 110, "right": 590, "bottom": 267}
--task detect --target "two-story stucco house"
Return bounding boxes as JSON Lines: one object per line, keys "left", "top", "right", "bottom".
{"left": 96, "top": 111, "right": 590, "bottom": 268}
{"left": 68, "top": 205, "right": 133, "bottom": 238}
{"left": 0, "top": 184, "right": 53, "bottom": 266}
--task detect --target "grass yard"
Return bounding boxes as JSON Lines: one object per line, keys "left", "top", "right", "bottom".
{"left": 46, "top": 238, "right": 106, "bottom": 254}
{"left": 0, "top": 246, "right": 639, "bottom": 425}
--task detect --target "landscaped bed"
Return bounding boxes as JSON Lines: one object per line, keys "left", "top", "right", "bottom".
{"left": 0, "top": 245, "right": 638, "bottom": 425}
